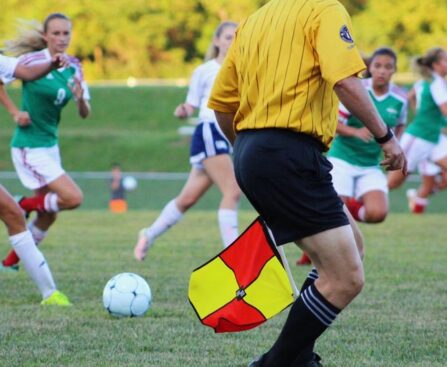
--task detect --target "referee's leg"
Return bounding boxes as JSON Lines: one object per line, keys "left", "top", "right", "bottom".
{"left": 261, "top": 224, "right": 364, "bottom": 366}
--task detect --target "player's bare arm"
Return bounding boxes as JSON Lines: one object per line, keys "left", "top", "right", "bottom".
{"left": 0, "top": 83, "right": 31, "bottom": 126}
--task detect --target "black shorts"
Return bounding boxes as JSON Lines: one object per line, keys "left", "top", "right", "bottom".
{"left": 233, "top": 129, "right": 349, "bottom": 245}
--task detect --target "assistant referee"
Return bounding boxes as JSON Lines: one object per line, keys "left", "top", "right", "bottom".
{"left": 208, "top": 0, "right": 406, "bottom": 366}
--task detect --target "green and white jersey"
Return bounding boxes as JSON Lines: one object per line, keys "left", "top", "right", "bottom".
{"left": 3, "top": 49, "right": 90, "bottom": 148}
{"left": 406, "top": 73, "right": 447, "bottom": 143}
{"left": 328, "top": 79, "right": 407, "bottom": 167}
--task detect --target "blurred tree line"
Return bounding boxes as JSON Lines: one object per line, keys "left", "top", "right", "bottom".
{"left": 0, "top": 0, "right": 446, "bottom": 80}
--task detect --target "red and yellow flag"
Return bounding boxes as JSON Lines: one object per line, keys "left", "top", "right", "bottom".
{"left": 188, "top": 217, "right": 294, "bottom": 333}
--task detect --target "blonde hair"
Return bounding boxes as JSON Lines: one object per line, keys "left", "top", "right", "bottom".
{"left": 204, "top": 21, "right": 237, "bottom": 61}
{"left": 4, "top": 13, "right": 70, "bottom": 56}
{"left": 413, "top": 47, "right": 445, "bottom": 79}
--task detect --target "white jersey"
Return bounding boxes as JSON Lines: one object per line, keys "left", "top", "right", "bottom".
{"left": 0, "top": 54, "right": 18, "bottom": 79}
{"left": 186, "top": 59, "right": 221, "bottom": 123}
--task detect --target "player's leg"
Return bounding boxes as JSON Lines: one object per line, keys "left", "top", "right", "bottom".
{"left": 3, "top": 186, "right": 58, "bottom": 267}
{"left": 388, "top": 133, "right": 433, "bottom": 189}
{"left": 134, "top": 167, "right": 212, "bottom": 261}
{"left": 0, "top": 185, "right": 68, "bottom": 303}
{"left": 203, "top": 154, "right": 241, "bottom": 247}
{"left": 353, "top": 169, "right": 388, "bottom": 223}
{"left": 407, "top": 161, "right": 438, "bottom": 213}
{"left": 19, "top": 174, "right": 83, "bottom": 214}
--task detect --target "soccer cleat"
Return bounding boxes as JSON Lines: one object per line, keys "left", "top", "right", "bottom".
{"left": 133, "top": 228, "right": 154, "bottom": 261}
{"left": 302, "top": 353, "right": 323, "bottom": 367}
{"left": 0, "top": 262, "right": 19, "bottom": 273}
{"left": 293, "top": 352, "right": 323, "bottom": 367}
{"left": 296, "top": 252, "right": 312, "bottom": 266}
{"left": 247, "top": 355, "right": 265, "bottom": 367}
{"left": 41, "top": 290, "right": 72, "bottom": 306}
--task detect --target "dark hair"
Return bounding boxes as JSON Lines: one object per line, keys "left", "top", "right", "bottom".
{"left": 414, "top": 47, "right": 445, "bottom": 79}
{"left": 43, "top": 13, "right": 71, "bottom": 33}
{"left": 364, "top": 47, "right": 397, "bottom": 78}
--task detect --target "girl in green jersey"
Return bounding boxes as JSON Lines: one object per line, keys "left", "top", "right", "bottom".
{"left": 0, "top": 52, "right": 71, "bottom": 305}
{"left": 388, "top": 48, "right": 447, "bottom": 200}
{"left": 0, "top": 13, "right": 91, "bottom": 270}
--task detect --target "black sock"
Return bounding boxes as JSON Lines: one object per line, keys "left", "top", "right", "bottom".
{"left": 294, "top": 268, "right": 319, "bottom": 364}
{"left": 261, "top": 284, "right": 340, "bottom": 367}
{"left": 300, "top": 267, "right": 318, "bottom": 292}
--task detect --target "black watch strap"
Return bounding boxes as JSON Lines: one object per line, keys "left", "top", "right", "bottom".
{"left": 374, "top": 126, "right": 394, "bottom": 144}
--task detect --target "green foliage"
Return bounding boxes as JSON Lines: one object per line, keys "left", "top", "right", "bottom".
{"left": 352, "top": 0, "right": 447, "bottom": 71}
{"left": 1, "top": 0, "right": 446, "bottom": 79}
{"left": 0, "top": 212, "right": 446, "bottom": 366}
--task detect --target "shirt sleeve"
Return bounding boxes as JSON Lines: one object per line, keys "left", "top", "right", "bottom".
{"left": 185, "top": 65, "right": 203, "bottom": 108}
{"left": 430, "top": 77, "right": 447, "bottom": 106}
{"left": 0, "top": 54, "right": 18, "bottom": 81}
{"left": 311, "top": 3, "right": 366, "bottom": 86}
{"left": 208, "top": 35, "right": 240, "bottom": 113}
{"left": 338, "top": 102, "right": 351, "bottom": 124}
{"left": 71, "top": 57, "right": 91, "bottom": 101}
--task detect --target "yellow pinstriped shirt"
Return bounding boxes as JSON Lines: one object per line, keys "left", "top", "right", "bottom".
{"left": 208, "top": 0, "right": 366, "bottom": 149}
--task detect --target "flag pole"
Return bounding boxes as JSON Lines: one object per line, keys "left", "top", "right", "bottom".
{"left": 266, "top": 226, "right": 299, "bottom": 299}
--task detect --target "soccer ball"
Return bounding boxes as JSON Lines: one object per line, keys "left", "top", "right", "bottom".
{"left": 122, "top": 176, "right": 138, "bottom": 191}
{"left": 103, "top": 272, "right": 152, "bottom": 317}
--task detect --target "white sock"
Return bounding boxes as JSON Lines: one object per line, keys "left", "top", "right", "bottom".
{"left": 145, "top": 199, "right": 183, "bottom": 240}
{"left": 44, "top": 193, "right": 59, "bottom": 213}
{"left": 218, "top": 208, "right": 239, "bottom": 248}
{"left": 415, "top": 196, "right": 429, "bottom": 206}
{"left": 9, "top": 231, "right": 56, "bottom": 299}
{"left": 358, "top": 206, "right": 366, "bottom": 222}
{"left": 28, "top": 220, "right": 48, "bottom": 245}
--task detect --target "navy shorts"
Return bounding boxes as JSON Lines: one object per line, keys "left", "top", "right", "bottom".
{"left": 233, "top": 129, "right": 349, "bottom": 245}
{"left": 189, "top": 121, "right": 232, "bottom": 169}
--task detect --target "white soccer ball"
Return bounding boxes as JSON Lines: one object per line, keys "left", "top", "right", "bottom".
{"left": 103, "top": 272, "right": 152, "bottom": 317}
{"left": 122, "top": 176, "right": 138, "bottom": 191}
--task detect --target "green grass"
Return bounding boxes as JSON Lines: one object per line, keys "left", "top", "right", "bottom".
{"left": 0, "top": 86, "right": 192, "bottom": 171}
{"left": 0, "top": 210, "right": 446, "bottom": 366}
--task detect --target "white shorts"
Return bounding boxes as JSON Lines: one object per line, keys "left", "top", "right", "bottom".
{"left": 418, "top": 134, "right": 447, "bottom": 176}
{"left": 329, "top": 157, "right": 388, "bottom": 199}
{"left": 399, "top": 132, "right": 436, "bottom": 173}
{"left": 11, "top": 146, "right": 65, "bottom": 190}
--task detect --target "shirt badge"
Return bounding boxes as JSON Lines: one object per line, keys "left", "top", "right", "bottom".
{"left": 339, "top": 25, "right": 354, "bottom": 44}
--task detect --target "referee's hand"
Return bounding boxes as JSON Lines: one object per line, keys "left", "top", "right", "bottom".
{"left": 380, "top": 137, "right": 407, "bottom": 175}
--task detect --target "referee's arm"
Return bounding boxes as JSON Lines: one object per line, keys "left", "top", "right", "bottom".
{"left": 214, "top": 111, "right": 236, "bottom": 144}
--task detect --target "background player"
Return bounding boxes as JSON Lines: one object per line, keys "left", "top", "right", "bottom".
{"left": 0, "top": 13, "right": 91, "bottom": 270}
{"left": 388, "top": 47, "right": 447, "bottom": 192}
{"left": 134, "top": 22, "right": 240, "bottom": 261}
{"left": 0, "top": 51, "right": 71, "bottom": 305}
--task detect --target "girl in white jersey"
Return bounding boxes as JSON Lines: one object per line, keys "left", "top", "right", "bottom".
{"left": 134, "top": 22, "right": 241, "bottom": 261}
{"left": 0, "top": 53, "right": 71, "bottom": 305}
{"left": 0, "top": 13, "right": 91, "bottom": 271}
{"left": 388, "top": 48, "right": 447, "bottom": 201}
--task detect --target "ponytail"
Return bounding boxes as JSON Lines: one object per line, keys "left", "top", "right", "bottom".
{"left": 3, "top": 13, "right": 70, "bottom": 57}
{"left": 413, "top": 47, "right": 445, "bottom": 79}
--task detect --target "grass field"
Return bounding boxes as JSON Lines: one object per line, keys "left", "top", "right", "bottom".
{"left": 0, "top": 210, "right": 446, "bottom": 367}
{"left": 0, "top": 86, "right": 191, "bottom": 172}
